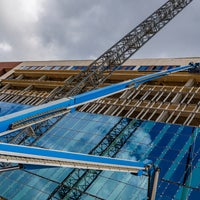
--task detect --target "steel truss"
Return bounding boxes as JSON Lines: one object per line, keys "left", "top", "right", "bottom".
{"left": 48, "top": 118, "right": 142, "bottom": 199}
{"left": 0, "top": 115, "right": 64, "bottom": 171}
{"left": 53, "top": 0, "right": 193, "bottom": 99}
{"left": 0, "top": 1, "right": 194, "bottom": 199}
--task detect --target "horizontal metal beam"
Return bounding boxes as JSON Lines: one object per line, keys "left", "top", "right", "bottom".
{"left": 0, "top": 143, "right": 148, "bottom": 175}
{"left": 0, "top": 165, "right": 21, "bottom": 172}
{"left": 0, "top": 64, "right": 196, "bottom": 134}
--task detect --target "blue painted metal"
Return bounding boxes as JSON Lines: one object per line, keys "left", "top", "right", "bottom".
{"left": 0, "top": 63, "right": 196, "bottom": 133}
{"left": 0, "top": 64, "right": 196, "bottom": 198}
{"left": 0, "top": 142, "right": 149, "bottom": 175}
{"left": 0, "top": 98, "right": 74, "bottom": 133}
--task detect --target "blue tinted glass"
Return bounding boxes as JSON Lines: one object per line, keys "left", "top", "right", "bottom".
{"left": 0, "top": 109, "right": 199, "bottom": 199}
{"left": 149, "top": 122, "right": 165, "bottom": 136}
{"left": 192, "top": 153, "right": 199, "bottom": 167}
{"left": 0, "top": 101, "right": 31, "bottom": 116}
{"left": 189, "top": 190, "right": 200, "bottom": 199}
{"left": 156, "top": 132, "right": 173, "bottom": 147}
{"left": 181, "top": 126, "right": 194, "bottom": 135}
{"left": 138, "top": 66, "right": 148, "bottom": 71}
{"left": 158, "top": 160, "right": 172, "bottom": 177}
{"left": 166, "top": 124, "right": 180, "bottom": 133}
{"left": 170, "top": 163, "right": 186, "bottom": 183}
{"left": 164, "top": 183, "right": 179, "bottom": 198}
{"left": 171, "top": 134, "right": 190, "bottom": 150}
{"left": 194, "top": 135, "right": 200, "bottom": 153}
{"left": 163, "top": 149, "right": 180, "bottom": 161}
{"left": 148, "top": 146, "right": 165, "bottom": 161}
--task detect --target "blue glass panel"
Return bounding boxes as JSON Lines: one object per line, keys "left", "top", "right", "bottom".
{"left": 148, "top": 146, "right": 165, "bottom": 161}
{"left": 124, "top": 66, "right": 135, "bottom": 70}
{"left": 180, "top": 152, "right": 190, "bottom": 165}
{"left": 163, "top": 149, "right": 180, "bottom": 161}
{"left": 71, "top": 66, "right": 79, "bottom": 70}
{"left": 110, "top": 171, "right": 129, "bottom": 182}
{"left": 44, "top": 66, "right": 52, "bottom": 70}
{"left": 194, "top": 136, "right": 200, "bottom": 154}
{"left": 167, "top": 66, "right": 174, "bottom": 70}
{"left": 189, "top": 189, "right": 200, "bottom": 200}
{"left": 181, "top": 126, "right": 194, "bottom": 135}
{"left": 170, "top": 163, "right": 186, "bottom": 183}
{"left": 124, "top": 66, "right": 133, "bottom": 70}
{"left": 166, "top": 124, "right": 180, "bottom": 133}
{"left": 156, "top": 132, "right": 173, "bottom": 147}
{"left": 96, "top": 178, "right": 118, "bottom": 199}
{"left": 138, "top": 66, "right": 149, "bottom": 71}
{"left": 192, "top": 153, "right": 199, "bottom": 167}
{"left": 158, "top": 160, "right": 172, "bottom": 178}
{"left": 130, "top": 66, "right": 135, "bottom": 70}
{"left": 152, "top": 66, "right": 163, "bottom": 71}
{"left": 156, "top": 181, "right": 169, "bottom": 196}
{"left": 171, "top": 134, "right": 190, "bottom": 150}
{"left": 87, "top": 176, "right": 108, "bottom": 195}
{"left": 157, "top": 194, "right": 175, "bottom": 200}
{"left": 148, "top": 122, "right": 166, "bottom": 138}
{"left": 0, "top": 109, "right": 199, "bottom": 200}
{"left": 117, "top": 184, "right": 147, "bottom": 200}
{"left": 163, "top": 183, "right": 179, "bottom": 198}
{"left": 0, "top": 101, "right": 31, "bottom": 116}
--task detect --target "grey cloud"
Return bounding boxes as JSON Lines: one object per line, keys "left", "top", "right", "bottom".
{"left": 0, "top": 0, "right": 199, "bottom": 61}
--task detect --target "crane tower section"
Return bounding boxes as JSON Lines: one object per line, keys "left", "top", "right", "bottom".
{"left": 56, "top": 0, "right": 193, "bottom": 98}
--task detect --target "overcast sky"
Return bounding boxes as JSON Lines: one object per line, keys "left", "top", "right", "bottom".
{"left": 0, "top": 0, "right": 199, "bottom": 62}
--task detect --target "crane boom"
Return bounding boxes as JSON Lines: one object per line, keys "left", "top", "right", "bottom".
{"left": 55, "top": 0, "right": 193, "bottom": 98}
{"left": 0, "top": 1, "right": 196, "bottom": 199}
{"left": 0, "top": 142, "right": 148, "bottom": 175}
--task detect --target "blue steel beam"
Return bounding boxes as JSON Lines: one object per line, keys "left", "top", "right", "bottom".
{"left": 0, "top": 142, "right": 149, "bottom": 175}
{"left": 0, "top": 98, "right": 74, "bottom": 134}
{"left": 0, "top": 63, "right": 196, "bottom": 134}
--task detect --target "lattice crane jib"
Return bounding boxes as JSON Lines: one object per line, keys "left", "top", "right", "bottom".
{"left": 59, "top": 0, "right": 193, "bottom": 98}
{"left": 0, "top": 1, "right": 195, "bottom": 200}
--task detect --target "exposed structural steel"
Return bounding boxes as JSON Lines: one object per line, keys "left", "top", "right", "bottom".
{"left": 0, "top": 63, "right": 198, "bottom": 134}
{"left": 57, "top": 0, "right": 193, "bottom": 98}
{"left": 0, "top": 142, "right": 149, "bottom": 175}
{"left": 0, "top": 139, "right": 159, "bottom": 200}
{"left": 48, "top": 118, "right": 140, "bottom": 199}
{"left": 0, "top": 64, "right": 198, "bottom": 200}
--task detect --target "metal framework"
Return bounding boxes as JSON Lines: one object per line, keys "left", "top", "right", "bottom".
{"left": 81, "top": 78, "right": 200, "bottom": 126}
{"left": 48, "top": 118, "right": 141, "bottom": 199}
{"left": 0, "top": 1, "right": 195, "bottom": 199}
{"left": 0, "top": 63, "right": 196, "bottom": 134}
{"left": 0, "top": 142, "right": 149, "bottom": 174}
{"left": 0, "top": 114, "right": 65, "bottom": 171}
{"left": 53, "top": 0, "right": 193, "bottom": 98}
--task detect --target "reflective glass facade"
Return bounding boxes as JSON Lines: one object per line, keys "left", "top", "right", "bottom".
{"left": 0, "top": 111, "right": 199, "bottom": 199}
{"left": 19, "top": 65, "right": 179, "bottom": 72}
{"left": 0, "top": 101, "right": 31, "bottom": 116}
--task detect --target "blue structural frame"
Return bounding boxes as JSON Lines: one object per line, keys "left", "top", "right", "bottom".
{"left": 0, "top": 63, "right": 197, "bottom": 134}
{"left": 0, "top": 63, "right": 198, "bottom": 199}
{"left": 0, "top": 142, "right": 148, "bottom": 175}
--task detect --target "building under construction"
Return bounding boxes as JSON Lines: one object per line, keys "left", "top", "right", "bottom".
{"left": 0, "top": 0, "right": 199, "bottom": 199}
{"left": 1, "top": 58, "right": 200, "bottom": 126}
{"left": 0, "top": 57, "right": 199, "bottom": 199}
